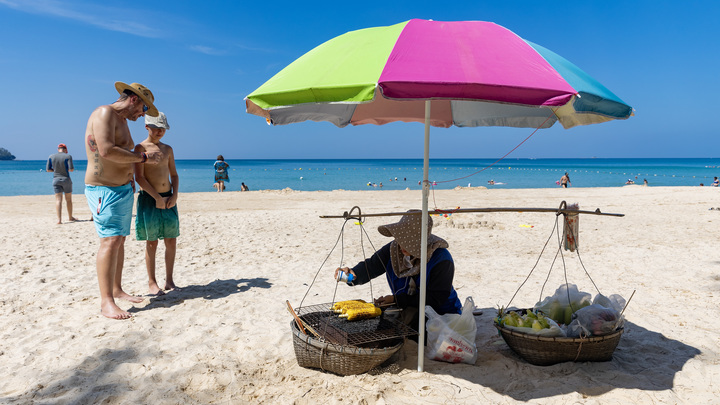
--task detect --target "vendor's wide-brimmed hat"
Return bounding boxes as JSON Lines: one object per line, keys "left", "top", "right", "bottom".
{"left": 114, "top": 81, "right": 159, "bottom": 117}
{"left": 378, "top": 210, "right": 442, "bottom": 258}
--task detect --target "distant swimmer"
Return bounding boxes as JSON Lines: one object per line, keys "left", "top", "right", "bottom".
{"left": 488, "top": 179, "right": 495, "bottom": 185}
{"left": 625, "top": 179, "right": 634, "bottom": 185}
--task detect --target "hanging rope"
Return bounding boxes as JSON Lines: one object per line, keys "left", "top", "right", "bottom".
{"left": 503, "top": 201, "right": 603, "bottom": 312}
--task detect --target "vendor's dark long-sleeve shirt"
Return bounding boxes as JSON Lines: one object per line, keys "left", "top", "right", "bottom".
{"left": 351, "top": 242, "right": 458, "bottom": 314}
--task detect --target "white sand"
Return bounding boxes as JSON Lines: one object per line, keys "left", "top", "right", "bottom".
{"left": 1, "top": 186, "right": 719, "bottom": 404}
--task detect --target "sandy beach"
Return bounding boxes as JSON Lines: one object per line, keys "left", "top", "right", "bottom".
{"left": 1, "top": 186, "right": 719, "bottom": 404}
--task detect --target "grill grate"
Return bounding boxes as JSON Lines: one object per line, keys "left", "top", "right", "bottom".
{"left": 296, "top": 303, "right": 417, "bottom": 347}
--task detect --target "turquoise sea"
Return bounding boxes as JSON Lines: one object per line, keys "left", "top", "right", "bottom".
{"left": 2, "top": 158, "right": 720, "bottom": 197}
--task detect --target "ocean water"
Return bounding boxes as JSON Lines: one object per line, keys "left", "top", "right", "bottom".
{"left": 2, "top": 158, "right": 720, "bottom": 197}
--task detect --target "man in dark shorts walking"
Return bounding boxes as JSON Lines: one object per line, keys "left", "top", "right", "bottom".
{"left": 46, "top": 143, "right": 77, "bottom": 224}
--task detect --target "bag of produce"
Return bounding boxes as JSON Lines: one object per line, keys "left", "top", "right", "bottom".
{"left": 425, "top": 296, "right": 478, "bottom": 364}
{"left": 566, "top": 304, "right": 623, "bottom": 337}
{"left": 534, "top": 283, "right": 592, "bottom": 325}
{"left": 497, "top": 309, "right": 566, "bottom": 337}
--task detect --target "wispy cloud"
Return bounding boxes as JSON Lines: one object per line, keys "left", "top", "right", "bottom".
{"left": 0, "top": 0, "right": 163, "bottom": 38}
{"left": 189, "top": 45, "right": 226, "bottom": 56}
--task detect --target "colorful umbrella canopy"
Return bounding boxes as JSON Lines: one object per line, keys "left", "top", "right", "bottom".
{"left": 246, "top": 19, "right": 632, "bottom": 372}
{"left": 246, "top": 19, "right": 632, "bottom": 129}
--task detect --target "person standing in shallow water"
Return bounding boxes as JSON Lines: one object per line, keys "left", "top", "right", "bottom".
{"left": 560, "top": 172, "right": 571, "bottom": 188}
{"left": 84, "top": 81, "right": 163, "bottom": 320}
{"left": 214, "top": 155, "right": 229, "bottom": 192}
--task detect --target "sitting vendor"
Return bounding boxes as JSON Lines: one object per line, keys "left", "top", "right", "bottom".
{"left": 334, "top": 210, "right": 462, "bottom": 332}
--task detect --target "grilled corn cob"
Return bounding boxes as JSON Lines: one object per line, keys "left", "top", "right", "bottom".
{"left": 335, "top": 302, "right": 376, "bottom": 314}
{"left": 330, "top": 299, "right": 366, "bottom": 312}
{"left": 339, "top": 305, "right": 382, "bottom": 321}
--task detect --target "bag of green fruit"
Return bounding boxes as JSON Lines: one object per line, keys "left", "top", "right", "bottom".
{"left": 497, "top": 309, "right": 565, "bottom": 337}
{"left": 533, "top": 283, "right": 592, "bottom": 325}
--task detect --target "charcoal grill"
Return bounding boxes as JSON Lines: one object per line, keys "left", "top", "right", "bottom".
{"left": 295, "top": 303, "right": 417, "bottom": 347}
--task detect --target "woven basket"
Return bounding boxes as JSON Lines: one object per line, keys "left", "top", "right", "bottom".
{"left": 495, "top": 323, "right": 623, "bottom": 366}
{"left": 291, "top": 321, "right": 404, "bottom": 375}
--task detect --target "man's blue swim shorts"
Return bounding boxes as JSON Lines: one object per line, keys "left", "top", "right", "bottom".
{"left": 85, "top": 183, "right": 134, "bottom": 238}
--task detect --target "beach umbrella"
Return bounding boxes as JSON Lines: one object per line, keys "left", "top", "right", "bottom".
{"left": 245, "top": 19, "right": 633, "bottom": 371}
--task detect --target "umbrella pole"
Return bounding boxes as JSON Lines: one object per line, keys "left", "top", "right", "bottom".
{"left": 418, "top": 100, "right": 431, "bottom": 372}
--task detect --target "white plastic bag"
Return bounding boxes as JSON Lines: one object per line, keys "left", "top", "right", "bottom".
{"left": 425, "top": 297, "right": 478, "bottom": 364}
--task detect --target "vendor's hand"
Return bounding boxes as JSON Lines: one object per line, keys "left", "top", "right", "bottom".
{"left": 374, "top": 295, "right": 395, "bottom": 306}
{"left": 334, "top": 267, "right": 354, "bottom": 281}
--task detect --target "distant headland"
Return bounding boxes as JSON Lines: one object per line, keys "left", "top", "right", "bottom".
{"left": 0, "top": 148, "right": 16, "bottom": 160}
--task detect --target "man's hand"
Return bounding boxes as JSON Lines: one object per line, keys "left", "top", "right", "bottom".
{"left": 145, "top": 150, "right": 164, "bottom": 165}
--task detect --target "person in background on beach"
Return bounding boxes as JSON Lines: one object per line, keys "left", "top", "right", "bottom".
{"left": 84, "top": 81, "right": 163, "bottom": 320}
{"left": 713, "top": 177, "right": 719, "bottom": 187}
{"left": 241, "top": 182, "right": 249, "bottom": 191}
{"left": 134, "top": 112, "right": 179, "bottom": 295}
{"left": 46, "top": 143, "right": 78, "bottom": 224}
{"left": 561, "top": 172, "right": 571, "bottom": 188}
{"left": 334, "top": 211, "right": 461, "bottom": 335}
{"left": 644, "top": 178, "right": 648, "bottom": 186}
{"left": 214, "top": 155, "right": 229, "bottom": 192}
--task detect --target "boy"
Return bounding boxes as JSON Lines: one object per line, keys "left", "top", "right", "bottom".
{"left": 134, "top": 112, "right": 180, "bottom": 295}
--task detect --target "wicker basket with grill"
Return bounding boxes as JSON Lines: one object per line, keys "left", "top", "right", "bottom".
{"left": 494, "top": 202, "right": 631, "bottom": 366}
{"left": 289, "top": 303, "right": 416, "bottom": 375}
{"left": 287, "top": 207, "right": 417, "bottom": 375}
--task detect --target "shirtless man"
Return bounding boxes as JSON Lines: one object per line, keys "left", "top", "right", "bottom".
{"left": 84, "top": 82, "right": 163, "bottom": 320}
{"left": 133, "top": 112, "right": 180, "bottom": 295}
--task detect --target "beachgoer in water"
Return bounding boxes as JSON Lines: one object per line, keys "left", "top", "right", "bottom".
{"left": 84, "top": 81, "right": 163, "bottom": 319}
{"left": 214, "top": 155, "right": 229, "bottom": 192}
{"left": 560, "top": 173, "right": 571, "bottom": 188}
{"left": 134, "top": 112, "right": 180, "bottom": 295}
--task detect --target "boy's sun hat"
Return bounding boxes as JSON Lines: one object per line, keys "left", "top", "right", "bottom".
{"left": 145, "top": 112, "right": 170, "bottom": 129}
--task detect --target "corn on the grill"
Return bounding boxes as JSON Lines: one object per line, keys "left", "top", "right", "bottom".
{"left": 339, "top": 305, "right": 382, "bottom": 321}
{"left": 330, "top": 299, "right": 366, "bottom": 311}
{"left": 335, "top": 302, "right": 375, "bottom": 314}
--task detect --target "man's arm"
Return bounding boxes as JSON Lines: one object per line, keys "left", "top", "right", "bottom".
{"left": 46, "top": 157, "right": 53, "bottom": 172}
{"left": 133, "top": 144, "right": 165, "bottom": 209}
{"left": 93, "top": 106, "right": 162, "bottom": 164}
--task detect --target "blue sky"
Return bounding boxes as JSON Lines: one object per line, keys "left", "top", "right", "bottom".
{"left": 1, "top": 1, "right": 718, "bottom": 160}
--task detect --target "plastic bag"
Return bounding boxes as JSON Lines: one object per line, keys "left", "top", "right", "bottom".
{"left": 425, "top": 297, "right": 478, "bottom": 364}
{"left": 534, "top": 283, "right": 592, "bottom": 325}
{"left": 501, "top": 311, "right": 566, "bottom": 337}
{"left": 566, "top": 304, "right": 623, "bottom": 337}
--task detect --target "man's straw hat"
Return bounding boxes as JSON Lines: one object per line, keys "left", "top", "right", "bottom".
{"left": 114, "top": 82, "right": 159, "bottom": 117}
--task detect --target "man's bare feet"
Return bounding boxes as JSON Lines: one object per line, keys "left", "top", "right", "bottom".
{"left": 69, "top": 217, "right": 79, "bottom": 221}
{"left": 114, "top": 290, "right": 144, "bottom": 303}
{"left": 101, "top": 302, "right": 132, "bottom": 320}
{"left": 164, "top": 282, "right": 178, "bottom": 291}
{"left": 57, "top": 221, "right": 62, "bottom": 225}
